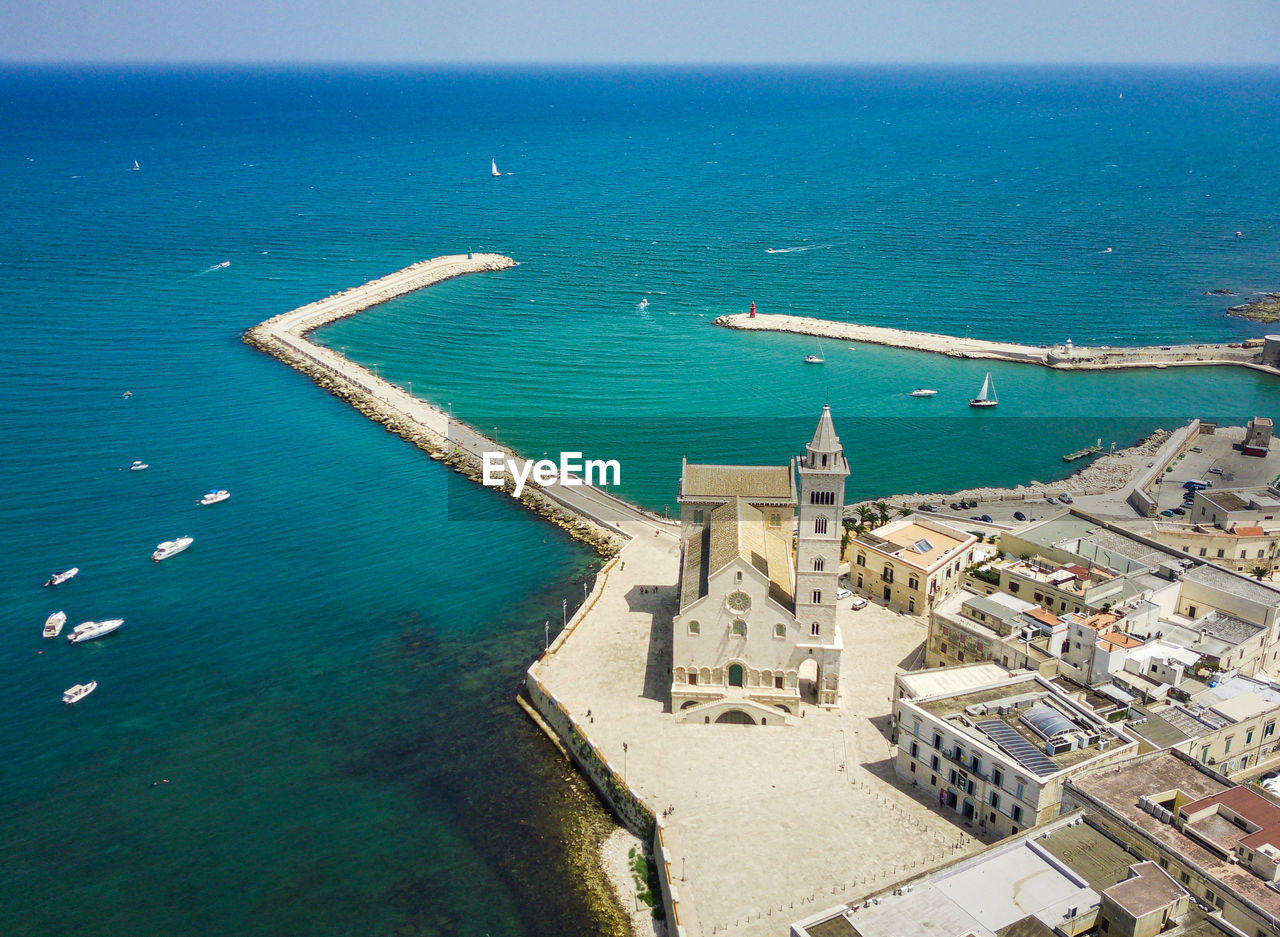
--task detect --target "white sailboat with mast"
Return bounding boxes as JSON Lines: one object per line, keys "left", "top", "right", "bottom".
{"left": 969, "top": 372, "right": 998, "bottom": 408}
{"left": 491, "top": 158, "right": 501, "bottom": 178}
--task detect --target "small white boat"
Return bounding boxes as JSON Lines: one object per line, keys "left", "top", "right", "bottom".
{"left": 43, "top": 611, "right": 67, "bottom": 638}
{"left": 969, "top": 372, "right": 999, "bottom": 408}
{"left": 491, "top": 158, "right": 501, "bottom": 178}
{"left": 67, "top": 619, "right": 124, "bottom": 643}
{"left": 198, "top": 489, "right": 230, "bottom": 505}
{"left": 130, "top": 460, "right": 149, "bottom": 471}
{"left": 132, "top": 160, "right": 140, "bottom": 171}
{"left": 804, "top": 354, "right": 824, "bottom": 364}
{"left": 639, "top": 298, "right": 649, "bottom": 309}
{"left": 45, "top": 567, "right": 79, "bottom": 588}
{"left": 153, "top": 537, "right": 194, "bottom": 562}
{"left": 909, "top": 388, "right": 938, "bottom": 397}
{"left": 63, "top": 681, "right": 98, "bottom": 704}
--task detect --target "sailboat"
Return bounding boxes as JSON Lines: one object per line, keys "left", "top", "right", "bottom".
{"left": 132, "top": 160, "right": 140, "bottom": 171}
{"left": 804, "top": 352, "right": 824, "bottom": 364}
{"left": 491, "top": 158, "right": 501, "bottom": 178}
{"left": 969, "top": 372, "right": 998, "bottom": 408}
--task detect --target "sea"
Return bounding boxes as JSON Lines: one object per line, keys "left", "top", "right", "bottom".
{"left": 1, "top": 64, "right": 1279, "bottom": 935}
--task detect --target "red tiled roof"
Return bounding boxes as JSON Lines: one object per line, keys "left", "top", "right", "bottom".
{"left": 1026, "top": 608, "right": 1061, "bottom": 626}
{"left": 1235, "top": 526, "right": 1266, "bottom": 537}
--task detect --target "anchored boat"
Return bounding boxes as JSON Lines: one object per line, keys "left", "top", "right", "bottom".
{"left": 44, "top": 567, "right": 79, "bottom": 587}
{"left": 909, "top": 388, "right": 938, "bottom": 397}
{"left": 68, "top": 619, "right": 124, "bottom": 644}
{"left": 969, "top": 372, "right": 999, "bottom": 408}
{"left": 43, "top": 611, "right": 67, "bottom": 638}
{"left": 153, "top": 537, "right": 194, "bottom": 562}
{"left": 198, "top": 489, "right": 230, "bottom": 505}
{"left": 63, "top": 681, "right": 98, "bottom": 704}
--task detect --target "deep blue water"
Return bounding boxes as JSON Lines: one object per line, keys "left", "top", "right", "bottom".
{"left": 1, "top": 64, "right": 1279, "bottom": 934}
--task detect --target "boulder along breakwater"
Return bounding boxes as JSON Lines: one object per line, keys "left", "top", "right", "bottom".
{"left": 716, "top": 312, "right": 1280, "bottom": 375}
{"left": 243, "top": 253, "right": 643, "bottom": 557}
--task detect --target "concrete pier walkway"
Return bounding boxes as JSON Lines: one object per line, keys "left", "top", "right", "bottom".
{"left": 244, "top": 253, "right": 671, "bottom": 552}
{"left": 717, "top": 312, "right": 1278, "bottom": 375}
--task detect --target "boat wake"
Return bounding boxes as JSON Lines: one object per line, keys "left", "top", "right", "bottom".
{"left": 190, "top": 261, "right": 231, "bottom": 277}
{"left": 765, "top": 244, "right": 828, "bottom": 254}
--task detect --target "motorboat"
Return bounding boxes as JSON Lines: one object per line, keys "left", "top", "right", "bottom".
{"left": 804, "top": 354, "right": 824, "bottom": 364}
{"left": 198, "top": 489, "right": 230, "bottom": 505}
{"left": 67, "top": 619, "right": 124, "bottom": 643}
{"left": 909, "top": 388, "right": 938, "bottom": 397}
{"left": 153, "top": 537, "right": 194, "bottom": 562}
{"left": 63, "top": 681, "right": 98, "bottom": 704}
{"left": 130, "top": 461, "right": 149, "bottom": 471}
{"left": 43, "top": 611, "right": 67, "bottom": 638}
{"left": 45, "top": 567, "right": 79, "bottom": 587}
{"left": 969, "top": 372, "right": 999, "bottom": 408}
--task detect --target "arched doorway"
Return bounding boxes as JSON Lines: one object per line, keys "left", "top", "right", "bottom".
{"left": 798, "top": 658, "right": 819, "bottom": 702}
{"left": 728, "top": 663, "right": 745, "bottom": 687}
{"left": 715, "top": 709, "right": 755, "bottom": 725}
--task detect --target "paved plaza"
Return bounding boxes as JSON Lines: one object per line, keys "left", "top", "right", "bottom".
{"left": 533, "top": 528, "right": 986, "bottom": 937}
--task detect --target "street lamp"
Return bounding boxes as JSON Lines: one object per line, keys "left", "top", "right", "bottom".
{"left": 623, "top": 741, "right": 628, "bottom": 781}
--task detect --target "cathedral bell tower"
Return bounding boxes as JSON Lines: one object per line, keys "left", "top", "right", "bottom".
{"left": 795, "top": 406, "right": 849, "bottom": 652}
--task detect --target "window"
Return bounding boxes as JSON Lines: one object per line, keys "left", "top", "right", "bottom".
{"left": 688, "top": 671, "right": 697, "bottom": 685}
{"left": 908, "top": 576, "right": 920, "bottom": 590}
{"left": 1199, "top": 547, "right": 1207, "bottom": 557}
{"left": 931, "top": 755, "right": 940, "bottom": 772}
{"left": 1265, "top": 720, "right": 1276, "bottom": 739}
{"left": 1202, "top": 745, "right": 1211, "bottom": 763}
{"left": 1015, "top": 781, "right": 1024, "bottom": 799}
{"left": 910, "top": 741, "right": 919, "bottom": 758}
{"left": 1225, "top": 736, "right": 1234, "bottom": 754}
{"left": 1248, "top": 729, "right": 1255, "bottom": 745}
{"left": 989, "top": 791, "right": 1000, "bottom": 808}
{"left": 1011, "top": 805, "right": 1023, "bottom": 823}
{"left": 908, "top": 598, "right": 916, "bottom": 613}
{"left": 910, "top": 761, "right": 916, "bottom": 774}
{"left": 883, "top": 566, "right": 894, "bottom": 583}
{"left": 694, "top": 509, "right": 705, "bottom": 523}
{"left": 856, "top": 554, "right": 866, "bottom": 567}
{"left": 774, "top": 623, "right": 786, "bottom": 639}
{"left": 811, "top": 622, "right": 820, "bottom": 636}
{"left": 992, "top": 768, "right": 1003, "bottom": 787}
{"left": 813, "top": 557, "right": 825, "bottom": 572}
{"left": 1260, "top": 549, "right": 1267, "bottom": 559}
{"left": 815, "top": 516, "right": 828, "bottom": 534}
{"left": 811, "top": 590, "right": 822, "bottom": 604}
{"left": 809, "top": 491, "right": 834, "bottom": 505}
{"left": 730, "top": 619, "right": 746, "bottom": 636}
{"left": 769, "top": 513, "right": 781, "bottom": 528}
{"left": 1217, "top": 549, "right": 1225, "bottom": 558}
{"left": 933, "top": 733, "right": 943, "bottom": 749}
{"left": 774, "top": 675, "right": 784, "bottom": 689}
{"left": 1009, "top": 582, "right": 1020, "bottom": 593}
{"left": 688, "top": 620, "right": 700, "bottom": 635}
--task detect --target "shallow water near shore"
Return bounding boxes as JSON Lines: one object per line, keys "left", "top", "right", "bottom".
{"left": 1, "top": 64, "right": 1279, "bottom": 934}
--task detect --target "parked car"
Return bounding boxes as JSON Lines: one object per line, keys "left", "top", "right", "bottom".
{"left": 981, "top": 514, "right": 993, "bottom": 523}
{"left": 1190, "top": 446, "right": 1203, "bottom": 453}
{"left": 1161, "top": 509, "right": 1177, "bottom": 517}
{"left": 950, "top": 502, "right": 962, "bottom": 511}
{"left": 850, "top": 596, "right": 867, "bottom": 610}
{"left": 1013, "top": 511, "right": 1027, "bottom": 521}
{"left": 1208, "top": 468, "right": 1223, "bottom": 475}
{"left": 966, "top": 500, "right": 978, "bottom": 509}
{"left": 1058, "top": 493, "right": 1074, "bottom": 504}
{"left": 836, "top": 588, "right": 853, "bottom": 600}
{"left": 1045, "top": 496, "right": 1058, "bottom": 505}
{"left": 919, "top": 503, "right": 936, "bottom": 512}
{"left": 1173, "top": 508, "right": 1186, "bottom": 515}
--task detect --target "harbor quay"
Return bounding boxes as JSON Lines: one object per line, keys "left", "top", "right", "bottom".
{"left": 243, "top": 253, "right": 667, "bottom": 556}
{"left": 716, "top": 312, "right": 1280, "bottom": 376}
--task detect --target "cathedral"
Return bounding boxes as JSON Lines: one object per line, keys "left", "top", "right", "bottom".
{"left": 670, "top": 406, "right": 847, "bottom": 725}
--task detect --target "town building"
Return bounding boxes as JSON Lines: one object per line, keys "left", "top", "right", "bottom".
{"left": 1066, "top": 751, "right": 1280, "bottom": 937}
{"left": 846, "top": 514, "right": 978, "bottom": 614}
{"left": 791, "top": 809, "right": 1205, "bottom": 937}
{"left": 669, "top": 406, "right": 847, "bottom": 723}
{"left": 893, "top": 670, "right": 1136, "bottom": 838}
{"left": 1246, "top": 417, "right": 1274, "bottom": 457}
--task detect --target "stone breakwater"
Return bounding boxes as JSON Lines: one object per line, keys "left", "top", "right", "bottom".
{"left": 243, "top": 253, "right": 631, "bottom": 556}
{"left": 715, "top": 312, "right": 1276, "bottom": 374}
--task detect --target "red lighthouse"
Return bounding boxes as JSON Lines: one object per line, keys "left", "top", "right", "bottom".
{"left": 749, "top": 301, "right": 756, "bottom": 318}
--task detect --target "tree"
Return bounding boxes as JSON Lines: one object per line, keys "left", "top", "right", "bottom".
{"left": 896, "top": 506, "right": 912, "bottom": 518}
{"left": 1252, "top": 566, "right": 1270, "bottom": 581}
{"left": 873, "top": 500, "right": 891, "bottom": 527}
{"left": 855, "top": 504, "right": 876, "bottom": 529}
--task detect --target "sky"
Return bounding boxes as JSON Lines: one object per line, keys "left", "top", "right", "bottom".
{"left": 0, "top": 0, "right": 1278, "bottom": 65}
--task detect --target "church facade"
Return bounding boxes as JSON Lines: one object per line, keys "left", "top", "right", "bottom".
{"left": 670, "top": 407, "right": 848, "bottom": 725}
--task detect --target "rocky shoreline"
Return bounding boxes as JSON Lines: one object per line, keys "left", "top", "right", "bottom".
{"left": 1228, "top": 293, "right": 1280, "bottom": 323}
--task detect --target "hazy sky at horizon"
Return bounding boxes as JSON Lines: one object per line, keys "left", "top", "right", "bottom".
{"left": 1, "top": 0, "right": 1277, "bottom": 66}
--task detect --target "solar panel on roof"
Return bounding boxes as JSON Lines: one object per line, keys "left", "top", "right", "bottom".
{"left": 976, "top": 719, "right": 1060, "bottom": 776}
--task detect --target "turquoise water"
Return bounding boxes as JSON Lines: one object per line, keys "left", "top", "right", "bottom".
{"left": 1, "top": 65, "right": 1280, "bottom": 933}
